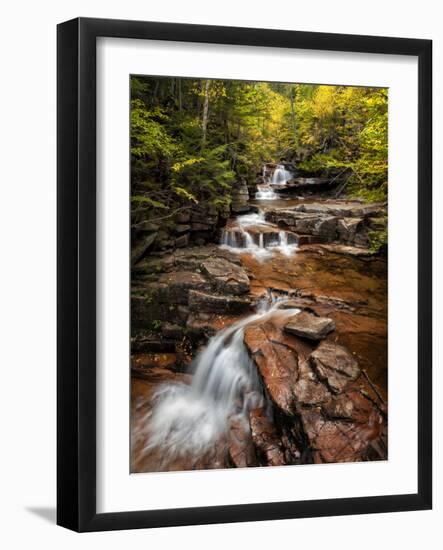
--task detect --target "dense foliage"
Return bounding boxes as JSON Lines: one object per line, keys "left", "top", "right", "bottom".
{"left": 131, "top": 76, "right": 388, "bottom": 222}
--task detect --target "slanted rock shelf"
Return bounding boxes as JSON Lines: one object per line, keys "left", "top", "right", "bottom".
{"left": 264, "top": 201, "right": 387, "bottom": 249}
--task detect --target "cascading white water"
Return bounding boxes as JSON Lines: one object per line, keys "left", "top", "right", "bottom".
{"left": 221, "top": 211, "right": 298, "bottom": 260}
{"left": 255, "top": 186, "right": 278, "bottom": 200}
{"left": 272, "top": 164, "right": 292, "bottom": 185}
{"left": 275, "top": 230, "right": 296, "bottom": 256}
{"left": 144, "top": 299, "right": 300, "bottom": 463}
{"left": 236, "top": 211, "right": 266, "bottom": 227}
{"left": 221, "top": 230, "right": 239, "bottom": 248}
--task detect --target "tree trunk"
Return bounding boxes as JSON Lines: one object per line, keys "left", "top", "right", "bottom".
{"left": 201, "top": 79, "right": 211, "bottom": 147}
{"left": 290, "top": 86, "right": 297, "bottom": 142}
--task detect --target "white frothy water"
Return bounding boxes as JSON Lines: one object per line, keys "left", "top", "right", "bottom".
{"left": 236, "top": 211, "right": 266, "bottom": 227}
{"left": 255, "top": 185, "right": 278, "bottom": 200}
{"left": 272, "top": 164, "right": 292, "bottom": 185}
{"left": 221, "top": 227, "right": 272, "bottom": 261}
{"left": 274, "top": 230, "right": 297, "bottom": 256}
{"left": 144, "top": 299, "right": 300, "bottom": 463}
{"left": 221, "top": 211, "right": 298, "bottom": 260}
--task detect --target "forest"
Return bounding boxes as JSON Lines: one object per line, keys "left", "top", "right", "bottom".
{"left": 131, "top": 76, "right": 388, "bottom": 221}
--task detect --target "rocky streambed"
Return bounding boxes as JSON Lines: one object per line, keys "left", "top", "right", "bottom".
{"left": 131, "top": 196, "right": 388, "bottom": 473}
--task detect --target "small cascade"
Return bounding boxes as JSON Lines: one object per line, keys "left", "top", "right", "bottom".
{"left": 144, "top": 298, "right": 300, "bottom": 464}
{"left": 221, "top": 226, "right": 298, "bottom": 259}
{"left": 275, "top": 230, "right": 296, "bottom": 256}
{"left": 272, "top": 164, "right": 293, "bottom": 185}
{"left": 236, "top": 211, "right": 266, "bottom": 227}
{"left": 221, "top": 210, "right": 298, "bottom": 260}
{"left": 255, "top": 185, "right": 278, "bottom": 200}
{"left": 221, "top": 230, "right": 239, "bottom": 248}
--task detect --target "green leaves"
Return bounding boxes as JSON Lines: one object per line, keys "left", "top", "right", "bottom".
{"left": 296, "top": 86, "right": 388, "bottom": 201}
{"left": 171, "top": 186, "right": 199, "bottom": 204}
{"left": 171, "top": 158, "right": 205, "bottom": 172}
{"left": 130, "top": 76, "right": 388, "bottom": 221}
{"left": 131, "top": 195, "right": 168, "bottom": 209}
{"left": 131, "top": 100, "right": 178, "bottom": 159}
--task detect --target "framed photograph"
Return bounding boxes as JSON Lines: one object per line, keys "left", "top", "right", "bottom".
{"left": 57, "top": 17, "right": 432, "bottom": 532}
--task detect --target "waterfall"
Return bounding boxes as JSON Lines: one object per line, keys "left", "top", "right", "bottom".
{"left": 221, "top": 230, "right": 238, "bottom": 248}
{"left": 144, "top": 299, "right": 300, "bottom": 463}
{"left": 220, "top": 210, "right": 298, "bottom": 259}
{"left": 236, "top": 211, "right": 266, "bottom": 226}
{"left": 243, "top": 230, "right": 255, "bottom": 249}
{"left": 221, "top": 227, "right": 298, "bottom": 259}
{"left": 275, "top": 230, "right": 295, "bottom": 256}
{"left": 255, "top": 186, "right": 278, "bottom": 200}
{"left": 272, "top": 164, "right": 292, "bottom": 185}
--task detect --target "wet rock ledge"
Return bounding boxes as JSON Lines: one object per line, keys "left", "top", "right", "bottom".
{"left": 131, "top": 245, "right": 254, "bottom": 366}
{"left": 264, "top": 200, "right": 387, "bottom": 249}
{"left": 242, "top": 312, "right": 387, "bottom": 466}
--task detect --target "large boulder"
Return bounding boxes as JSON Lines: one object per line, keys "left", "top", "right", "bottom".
{"left": 300, "top": 384, "right": 385, "bottom": 464}
{"left": 201, "top": 257, "right": 250, "bottom": 295}
{"left": 132, "top": 254, "right": 175, "bottom": 279}
{"left": 174, "top": 233, "right": 190, "bottom": 248}
{"left": 292, "top": 201, "right": 386, "bottom": 218}
{"left": 243, "top": 318, "right": 386, "bottom": 465}
{"left": 228, "top": 416, "right": 258, "bottom": 468}
{"left": 191, "top": 222, "right": 212, "bottom": 231}
{"left": 264, "top": 201, "right": 387, "bottom": 248}
{"left": 157, "top": 271, "right": 211, "bottom": 304}
{"left": 188, "top": 289, "right": 252, "bottom": 313}
{"left": 231, "top": 180, "right": 250, "bottom": 214}
{"left": 265, "top": 210, "right": 338, "bottom": 241}
{"left": 293, "top": 377, "right": 331, "bottom": 406}
{"left": 336, "top": 217, "right": 364, "bottom": 243}
{"left": 186, "top": 312, "right": 238, "bottom": 338}
{"left": 310, "top": 341, "right": 360, "bottom": 393}
{"left": 244, "top": 322, "right": 301, "bottom": 415}
{"left": 249, "top": 408, "right": 286, "bottom": 466}
{"left": 284, "top": 310, "right": 335, "bottom": 341}
{"left": 173, "top": 245, "right": 243, "bottom": 269}
{"left": 131, "top": 289, "right": 184, "bottom": 328}
{"left": 175, "top": 224, "right": 191, "bottom": 234}
{"left": 175, "top": 210, "right": 191, "bottom": 224}
{"left": 131, "top": 232, "right": 157, "bottom": 266}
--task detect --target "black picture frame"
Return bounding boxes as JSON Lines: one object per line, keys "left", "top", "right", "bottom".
{"left": 57, "top": 17, "right": 432, "bottom": 532}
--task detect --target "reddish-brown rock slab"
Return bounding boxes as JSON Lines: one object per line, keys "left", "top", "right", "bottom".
{"left": 310, "top": 340, "right": 360, "bottom": 393}
{"left": 188, "top": 289, "right": 252, "bottom": 313}
{"left": 244, "top": 322, "right": 299, "bottom": 415}
{"left": 300, "top": 400, "right": 384, "bottom": 464}
{"left": 157, "top": 271, "right": 211, "bottom": 304}
{"left": 228, "top": 416, "right": 258, "bottom": 468}
{"left": 284, "top": 310, "right": 336, "bottom": 341}
{"left": 293, "top": 377, "right": 331, "bottom": 406}
{"left": 322, "top": 385, "right": 385, "bottom": 425}
{"left": 249, "top": 408, "right": 285, "bottom": 466}
{"left": 201, "top": 257, "right": 250, "bottom": 295}
{"left": 186, "top": 312, "right": 244, "bottom": 338}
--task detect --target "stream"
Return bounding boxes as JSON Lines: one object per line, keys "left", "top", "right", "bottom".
{"left": 144, "top": 298, "right": 301, "bottom": 466}
{"left": 131, "top": 178, "right": 388, "bottom": 472}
